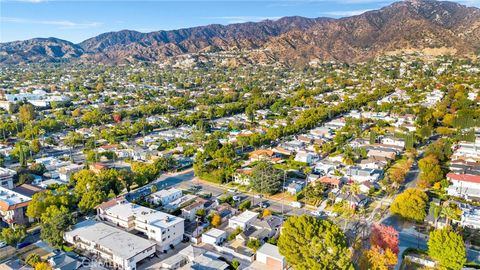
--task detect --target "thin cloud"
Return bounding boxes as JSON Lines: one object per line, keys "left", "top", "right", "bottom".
{"left": 208, "top": 16, "right": 282, "bottom": 24}
{"left": 319, "top": 9, "right": 373, "bottom": 17}
{"left": 1, "top": 17, "right": 102, "bottom": 29}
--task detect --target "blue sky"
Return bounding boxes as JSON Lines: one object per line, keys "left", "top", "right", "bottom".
{"left": 1, "top": 0, "right": 479, "bottom": 43}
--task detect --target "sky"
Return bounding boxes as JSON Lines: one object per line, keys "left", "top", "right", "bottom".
{"left": 1, "top": 0, "right": 479, "bottom": 43}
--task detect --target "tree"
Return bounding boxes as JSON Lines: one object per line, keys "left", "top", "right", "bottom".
{"left": 211, "top": 213, "right": 222, "bottom": 228}
{"left": 365, "top": 245, "right": 397, "bottom": 270}
{"left": 34, "top": 262, "right": 53, "bottom": 270}
{"left": 262, "top": 209, "right": 272, "bottom": 218}
{"left": 428, "top": 228, "right": 466, "bottom": 270}
{"left": 239, "top": 200, "right": 251, "bottom": 211}
{"left": 370, "top": 223, "right": 399, "bottom": 254}
{"left": 278, "top": 215, "right": 353, "bottom": 270}
{"left": 231, "top": 259, "right": 240, "bottom": 270}
{"left": 418, "top": 155, "right": 443, "bottom": 188}
{"left": 250, "top": 161, "right": 283, "bottom": 195}
{"left": 26, "top": 253, "right": 40, "bottom": 266}
{"left": 390, "top": 188, "right": 428, "bottom": 222}
{"left": 0, "top": 226, "right": 26, "bottom": 246}
{"left": 40, "top": 205, "right": 75, "bottom": 248}
{"left": 19, "top": 104, "right": 35, "bottom": 123}
{"left": 247, "top": 239, "right": 261, "bottom": 252}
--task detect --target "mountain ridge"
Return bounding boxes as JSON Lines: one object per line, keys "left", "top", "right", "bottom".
{"left": 1, "top": 0, "right": 479, "bottom": 65}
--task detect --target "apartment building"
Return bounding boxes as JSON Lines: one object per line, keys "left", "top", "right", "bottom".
{"left": 97, "top": 200, "right": 184, "bottom": 252}
{"left": 64, "top": 220, "right": 156, "bottom": 270}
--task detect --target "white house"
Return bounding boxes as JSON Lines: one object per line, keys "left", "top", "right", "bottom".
{"left": 381, "top": 137, "right": 406, "bottom": 149}
{"left": 446, "top": 173, "right": 480, "bottom": 201}
{"left": 64, "top": 220, "right": 156, "bottom": 270}
{"left": 294, "top": 151, "right": 318, "bottom": 165}
{"left": 57, "top": 164, "right": 83, "bottom": 181}
{"left": 228, "top": 210, "right": 259, "bottom": 230}
{"left": 148, "top": 188, "right": 183, "bottom": 206}
{"left": 97, "top": 200, "right": 184, "bottom": 252}
{"left": 201, "top": 228, "right": 227, "bottom": 245}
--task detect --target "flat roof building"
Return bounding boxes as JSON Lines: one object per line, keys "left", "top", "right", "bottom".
{"left": 64, "top": 220, "right": 156, "bottom": 270}
{"left": 97, "top": 200, "right": 184, "bottom": 252}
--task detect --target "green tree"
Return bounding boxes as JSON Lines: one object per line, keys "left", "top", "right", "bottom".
{"left": 247, "top": 239, "right": 261, "bottom": 252}
{"left": 239, "top": 200, "right": 251, "bottom": 211}
{"left": 390, "top": 188, "right": 428, "bottom": 222}
{"left": 278, "top": 215, "right": 353, "bottom": 270}
{"left": 40, "top": 205, "right": 76, "bottom": 248}
{"left": 0, "top": 226, "right": 26, "bottom": 246}
{"left": 250, "top": 161, "right": 283, "bottom": 195}
{"left": 428, "top": 228, "right": 466, "bottom": 270}
{"left": 231, "top": 259, "right": 240, "bottom": 270}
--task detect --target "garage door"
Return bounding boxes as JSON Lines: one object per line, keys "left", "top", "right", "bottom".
{"left": 266, "top": 256, "right": 282, "bottom": 270}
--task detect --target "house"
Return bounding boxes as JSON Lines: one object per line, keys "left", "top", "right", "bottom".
{"left": 181, "top": 199, "right": 206, "bottom": 222}
{"left": 459, "top": 204, "right": 480, "bottom": 229}
{"left": 294, "top": 151, "right": 318, "bottom": 165}
{"left": 249, "top": 149, "right": 274, "bottom": 162}
{"left": 318, "top": 176, "right": 342, "bottom": 189}
{"left": 201, "top": 228, "right": 227, "bottom": 245}
{"left": 381, "top": 137, "right": 406, "bottom": 149}
{"left": 446, "top": 173, "right": 480, "bottom": 201}
{"left": 48, "top": 252, "right": 84, "bottom": 270}
{"left": 160, "top": 245, "right": 229, "bottom": 270}
{"left": 314, "top": 161, "right": 339, "bottom": 176}
{"left": 148, "top": 188, "right": 182, "bottom": 206}
{"left": 345, "top": 167, "right": 383, "bottom": 183}
{"left": 367, "top": 149, "right": 397, "bottom": 160}
{"left": 0, "top": 167, "right": 16, "bottom": 189}
{"left": 335, "top": 193, "right": 368, "bottom": 208}
{"left": 228, "top": 210, "right": 259, "bottom": 230}
{"left": 57, "top": 164, "right": 83, "bottom": 181}
{"left": 360, "top": 156, "right": 389, "bottom": 170}
{"left": 254, "top": 243, "right": 286, "bottom": 270}
{"left": 89, "top": 162, "right": 108, "bottom": 174}
{"left": 64, "top": 220, "right": 156, "bottom": 270}
{"left": 285, "top": 181, "right": 304, "bottom": 195}
{"left": 96, "top": 200, "right": 184, "bottom": 252}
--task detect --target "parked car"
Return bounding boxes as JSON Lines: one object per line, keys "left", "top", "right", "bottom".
{"left": 232, "top": 195, "right": 241, "bottom": 202}
{"left": 290, "top": 202, "right": 302, "bottom": 208}
{"left": 0, "top": 241, "right": 7, "bottom": 248}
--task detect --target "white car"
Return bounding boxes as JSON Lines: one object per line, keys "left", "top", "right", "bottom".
{"left": 0, "top": 241, "right": 7, "bottom": 248}
{"left": 232, "top": 195, "right": 241, "bottom": 202}
{"left": 227, "top": 188, "right": 237, "bottom": 193}
{"left": 290, "top": 202, "right": 302, "bottom": 208}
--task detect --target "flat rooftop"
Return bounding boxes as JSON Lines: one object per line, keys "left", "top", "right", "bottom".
{"left": 104, "top": 202, "right": 184, "bottom": 228}
{"left": 66, "top": 220, "right": 155, "bottom": 259}
{"left": 0, "top": 186, "right": 31, "bottom": 207}
{"left": 230, "top": 210, "right": 259, "bottom": 223}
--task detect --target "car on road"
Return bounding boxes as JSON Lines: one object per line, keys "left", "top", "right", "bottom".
{"left": 253, "top": 194, "right": 263, "bottom": 199}
{"left": 0, "top": 241, "right": 6, "bottom": 248}
{"left": 227, "top": 188, "right": 237, "bottom": 193}
{"left": 290, "top": 201, "right": 302, "bottom": 208}
{"left": 258, "top": 202, "right": 269, "bottom": 208}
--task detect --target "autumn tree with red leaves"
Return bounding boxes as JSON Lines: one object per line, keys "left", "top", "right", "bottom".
{"left": 371, "top": 223, "right": 399, "bottom": 255}
{"left": 113, "top": 113, "right": 122, "bottom": 123}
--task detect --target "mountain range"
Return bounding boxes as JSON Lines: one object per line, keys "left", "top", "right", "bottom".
{"left": 1, "top": 0, "right": 479, "bottom": 65}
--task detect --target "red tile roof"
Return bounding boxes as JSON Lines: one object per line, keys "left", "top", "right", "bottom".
{"left": 447, "top": 173, "right": 480, "bottom": 184}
